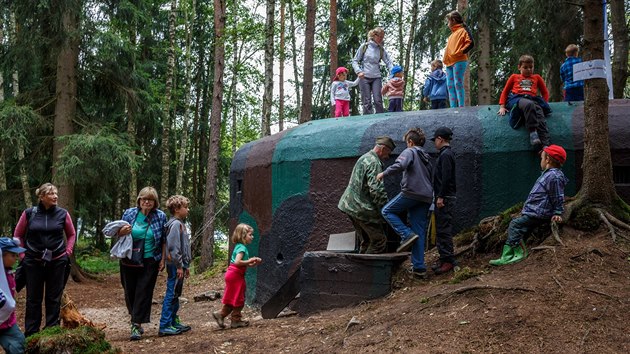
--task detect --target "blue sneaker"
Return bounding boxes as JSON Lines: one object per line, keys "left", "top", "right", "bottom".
{"left": 158, "top": 326, "right": 182, "bottom": 337}
{"left": 173, "top": 316, "right": 191, "bottom": 332}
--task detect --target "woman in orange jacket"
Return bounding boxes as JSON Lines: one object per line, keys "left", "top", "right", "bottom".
{"left": 443, "top": 10, "right": 474, "bottom": 108}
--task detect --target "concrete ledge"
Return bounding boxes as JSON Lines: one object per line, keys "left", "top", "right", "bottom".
{"left": 294, "top": 251, "right": 407, "bottom": 314}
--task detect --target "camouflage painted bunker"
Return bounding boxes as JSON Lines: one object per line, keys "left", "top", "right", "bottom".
{"left": 229, "top": 100, "right": 630, "bottom": 307}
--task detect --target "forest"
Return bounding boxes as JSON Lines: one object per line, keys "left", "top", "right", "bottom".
{"left": 0, "top": 0, "right": 629, "bottom": 271}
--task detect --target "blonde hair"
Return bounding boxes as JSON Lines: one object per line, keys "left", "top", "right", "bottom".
{"left": 35, "top": 183, "right": 57, "bottom": 199}
{"left": 367, "top": 27, "right": 385, "bottom": 41}
{"left": 136, "top": 186, "right": 160, "bottom": 209}
{"left": 431, "top": 59, "right": 443, "bottom": 70}
{"left": 518, "top": 54, "right": 534, "bottom": 66}
{"left": 166, "top": 195, "right": 190, "bottom": 214}
{"left": 232, "top": 223, "right": 253, "bottom": 244}
{"left": 565, "top": 44, "right": 579, "bottom": 56}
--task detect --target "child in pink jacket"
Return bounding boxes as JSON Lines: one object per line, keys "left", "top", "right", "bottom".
{"left": 381, "top": 65, "right": 405, "bottom": 112}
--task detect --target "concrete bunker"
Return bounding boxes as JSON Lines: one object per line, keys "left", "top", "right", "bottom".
{"left": 229, "top": 100, "right": 630, "bottom": 312}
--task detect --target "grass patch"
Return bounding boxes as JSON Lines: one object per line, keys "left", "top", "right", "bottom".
{"left": 26, "top": 326, "right": 120, "bottom": 354}
{"left": 76, "top": 252, "right": 119, "bottom": 275}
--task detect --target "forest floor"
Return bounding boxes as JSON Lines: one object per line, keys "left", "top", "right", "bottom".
{"left": 18, "top": 227, "right": 630, "bottom": 353}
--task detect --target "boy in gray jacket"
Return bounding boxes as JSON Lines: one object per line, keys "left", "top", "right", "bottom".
{"left": 158, "top": 195, "right": 192, "bottom": 336}
{"left": 377, "top": 128, "right": 433, "bottom": 279}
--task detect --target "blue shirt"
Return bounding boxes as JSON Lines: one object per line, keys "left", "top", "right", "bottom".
{"left": 560, "top": 57, "right": 584, "bottom": 90}
{"left": 522, "top": 168, "right": 568, "bottom": 219}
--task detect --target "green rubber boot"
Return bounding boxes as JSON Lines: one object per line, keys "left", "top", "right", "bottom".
{"left": 507, "top": 243, "right": 528, "bottom": 264}
{"left": 489, "top": 245, "right": 514, "bottom": 266}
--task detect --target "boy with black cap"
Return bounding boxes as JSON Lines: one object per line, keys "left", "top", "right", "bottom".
{"left": 490, "top": 145, "right": 568, "bottom": 266}
{"left": 0, "top": 238, "right": 26, "bottom": 353}
{"left": 431, "top": 127, "right": 458, "bottom": 274}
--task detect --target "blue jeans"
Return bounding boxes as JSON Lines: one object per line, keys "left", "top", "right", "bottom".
{"left": 506, "top": 214, "right": 547, "bottom": 247}
{"left": 387, "top": 98, "right": 403, "bottom": 112}
{"left": 0, "top": 324, "right": 25, "bottom": 354}
{"left": 159, "top": 264, "right": 184, "bottom": 328}
{"left": 382, "top": 193, "right": 430, "bottom": 270}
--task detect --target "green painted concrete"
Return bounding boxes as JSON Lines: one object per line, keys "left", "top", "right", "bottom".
{"left": 479, "top": 103, "right": 577, "bottom": 218}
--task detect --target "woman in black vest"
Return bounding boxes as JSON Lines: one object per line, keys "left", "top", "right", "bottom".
{"left": 13, "top": 183, "right": 76, "bottom": 336}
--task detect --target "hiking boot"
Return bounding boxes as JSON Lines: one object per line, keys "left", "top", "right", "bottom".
{"left": 396, "top": 233, "right": 419, "bottom": 253}
{"left": 230, "top": 320, "right": 250, "bottom": 329}
{"left": 506, "top": 243, "right": 527, "bottom": 264}
{"left": 158, "top": 326, "right": 182, "bottom": 337}
{"left": 434, "top": 262, "right": 454, "bottom": 275}
{"left": 173, "top": 316, "right": 192, "bottom": 332}
{"left": 130, "top": 324, "right": 142, "bottom": 341}
{"left": 212, "top": 311, "right": 225, "bottom": 329}
{"left": 411, "top": 268, "right": 428, "bottom": 280}
{"left": 529, "top": 131, "right": 541, "bottom": 146}
{"left": 489, "top": 244, "right": 515, "bottom": 266}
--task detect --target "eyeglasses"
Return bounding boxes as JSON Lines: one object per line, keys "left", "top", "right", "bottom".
{"left": 140, "top": 198, "right": 155, "bottom": 203}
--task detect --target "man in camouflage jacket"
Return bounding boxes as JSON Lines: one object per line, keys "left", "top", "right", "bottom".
{"left": 338, "top": 136, "right": 395, "bottom": 253}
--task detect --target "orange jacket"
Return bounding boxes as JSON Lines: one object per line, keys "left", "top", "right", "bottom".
{"left": 443, "top": 24, "right": 473, "bottom": 67}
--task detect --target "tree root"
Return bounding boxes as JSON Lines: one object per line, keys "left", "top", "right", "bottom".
{"left": 417, "top": 285, "right": 535, "bottom": 312}
{"left": 596, "top": 208, "right": 617, "bottom": 242}
{"left": 551, "top": 221, "right": 564, "bottom": 246}
{"left": 61, "top": 293, "right": 106, "bottom": 330}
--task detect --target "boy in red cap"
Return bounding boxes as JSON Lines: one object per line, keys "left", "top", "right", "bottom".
{"left": 490, "top": 145, "right": 568, "bottom": 266}
{"left": 330, "top": 67, "right": 360, "bottom": 117}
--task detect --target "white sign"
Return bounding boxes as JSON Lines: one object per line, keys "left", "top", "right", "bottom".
{"left": 573, "top": 60, "right": 607, "bottom": 81}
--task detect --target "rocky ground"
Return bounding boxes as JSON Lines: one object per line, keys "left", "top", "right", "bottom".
{"left": 17, "top": 227, "right": 630, "bottom": 353}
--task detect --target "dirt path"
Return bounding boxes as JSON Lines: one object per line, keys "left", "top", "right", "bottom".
{"left": 18, "top": 229, "right": 630, "bottom": 353}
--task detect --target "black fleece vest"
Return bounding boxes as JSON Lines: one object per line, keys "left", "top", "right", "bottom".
{"left": 25, "top": 204, "right": 68, "bottom": 258}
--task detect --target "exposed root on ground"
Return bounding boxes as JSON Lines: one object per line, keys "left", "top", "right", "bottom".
{"left": 418, "top": 285, "right": 535, "bottom": 312}
{"left": 61, "top": 293, "right": 107, "bottom": 330}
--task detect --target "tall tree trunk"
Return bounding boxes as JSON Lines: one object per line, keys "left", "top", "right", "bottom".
{"left": 610, "top": 0, "right": 629, "bottom": 98}
{"left": 477, "top": 14, "right": 492, "bottom": 105}
{"left": 52, "top": 0, "right": 83, "bottom": 282}
{"left": 279, "top": 0, "right": 286, "bottom": 129}
{"left": 10, "top": 11, "right": 31, "bottom": 207}
{"left": 403, "top": 0, "right": 419, "bottom": 102}
{"left": 261, "top": 0, "right": 275, "bottom": 136}
{"left": 457, "top": 0, "right": 470, "bottom": 106}
{"left": 176, "top": 0, "right": 196, "bottom": 194}
{"left": 126, "top": 102, "right": 138, "bottom": 206}
{"left": 161, "top": 0, "right": 177, "bottom": 205}
{"left": 579, "top": 0, "right": 615, "bottom": 206}
{"left": 0, "top": 22, "right": 6, "bottom": 199}
{"left": 299, "top": 0, "right": 316, "bottom": 124}
{"left": 288, "top": 0, "right": 301, "bottom": 110}
{"left": 230, "top": 4, "right": 239, "bottom": 154}
{"left": 329, "top": 0, "right": 337, "bottom": 118}
{"left": 200, "top": 0, "right": 226, "bottom": 271}
{"left": 365, "top": 0, "right": 374, "bottom": 29}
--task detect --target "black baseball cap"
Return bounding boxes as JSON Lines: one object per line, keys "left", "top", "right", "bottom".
{"left": 430, "top": 127, "right": 453, "bottom": 141}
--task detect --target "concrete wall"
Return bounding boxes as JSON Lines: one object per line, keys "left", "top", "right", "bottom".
{"left": 229, "top": 99, "right": 630, "bottom": 307}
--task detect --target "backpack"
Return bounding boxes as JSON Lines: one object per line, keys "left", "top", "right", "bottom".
{"left": 359, "top": 42, "right": 384, "bottom": 62}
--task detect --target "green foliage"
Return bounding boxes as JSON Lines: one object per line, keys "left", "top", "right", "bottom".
{"left": 55, "top": 127, "right": 138, "bottom": 186}
{"left": 0, "top": 103, "right": 46, "bottom": 156}
{"left": 26, "top": 326, "right": 120, "bottom": 354}
{"left": 76, "top": 252, "right": 119, "bottom": 275}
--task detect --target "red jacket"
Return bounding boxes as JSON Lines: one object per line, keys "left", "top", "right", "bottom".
{"left": 499, "top": 74, "right": 549, "bottom": 105}
{"left": 0, "top": 269, "right": 16, "bottom": 330}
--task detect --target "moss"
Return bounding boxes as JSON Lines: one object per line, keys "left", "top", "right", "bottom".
{"left": 26, "top": 326, "right": 120, "bottom": 354}
{"left": 449, "top": 267, "right": 485, "bottom": 284}
{"left": 569, "top": 206, "right": 601, "bottom": 231}
{"left": 611, "top": 197, "right": 630, "bottom": 223}
{"left": 454, "top": 227, "right": 478, "bottom": 246}
{"left": 499, "top": 203, "right": 524, "bottom": 228}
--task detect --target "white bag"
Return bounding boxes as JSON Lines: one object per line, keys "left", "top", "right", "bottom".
{"left": 110, "top": 234, "right": 133, "bottom": 260}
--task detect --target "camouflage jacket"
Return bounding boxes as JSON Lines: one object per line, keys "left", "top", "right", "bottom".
{"left": 338, "top": 150, "right": 388, "bottom": 223}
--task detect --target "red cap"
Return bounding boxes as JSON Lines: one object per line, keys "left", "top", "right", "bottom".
{"left": 543, "top": 145, "right": 567, "bottom": 164}
{"left": 334, "top": 66, "right": 348, "bottom": 81}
